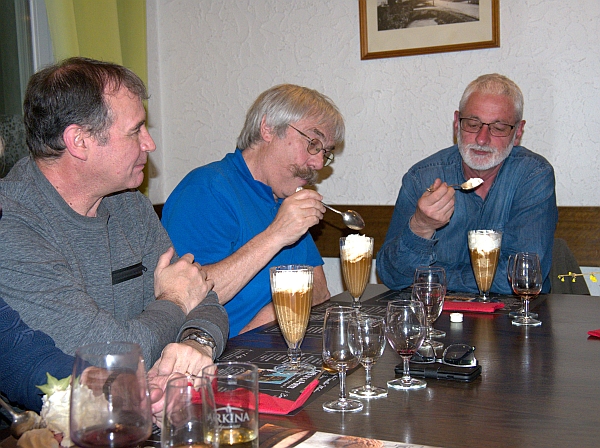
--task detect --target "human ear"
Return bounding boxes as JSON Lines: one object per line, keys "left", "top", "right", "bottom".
{"left": 63, "top": 125, "right": 88, "bottom": 161}
{"left": 259, "top": 116, "right": 275, "bottom": 143}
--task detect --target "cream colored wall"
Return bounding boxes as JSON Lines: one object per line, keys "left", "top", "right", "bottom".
{"left": 145, "top": 0, "right": 600, "bottom": 295}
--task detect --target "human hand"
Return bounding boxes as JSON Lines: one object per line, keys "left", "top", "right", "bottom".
{"left": 410, "top": 179, "right": 456, "bottom": 239}
{"left": 266, "top": 189, "right": 325, "bottom": 247}
{"left": 154, "top": 247, "right": 214, "bottom": 314}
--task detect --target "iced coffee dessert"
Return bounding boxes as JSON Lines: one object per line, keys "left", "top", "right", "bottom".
{"left": 270, "top": 267, "right": 313, "bottom": 346}
{"left": 468, "top": 230, "right": 503, "bottom": 301}
{"left": 340, "top": 235, "right": 374, "bottom": 307}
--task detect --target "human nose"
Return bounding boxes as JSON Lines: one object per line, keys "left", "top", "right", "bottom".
{"left": 306, "top": 151, "right": 325, "bottom": 170}
{"left": 141, "top": 127, "right": 156, "bottom": 153}
{"left": 475, "top": 123, "right": 492, "bottom": 146}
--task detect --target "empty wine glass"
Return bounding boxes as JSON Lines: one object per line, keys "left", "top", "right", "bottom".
{"left": 322, "top": 306, "right": 363, "bottom": 412}
{"left": 349, "top": 315, "right": 387, "bottom": 399}
{"left": 508, "top": 254, "right": 538, "bottom": 319}
{"left": 414, "top": 266, "right": 447, "bottom": 338}
{"left": 511, "top": 252, "right": 543, "bottom": 327}
{"left": 386, "top": 300, "right": 427, "bottom": 390}
{"left": 412, "top": 282, "right": 444, "bottom": 350}
{"left": 70, "top": 342, "right": 152, "bottom": 448}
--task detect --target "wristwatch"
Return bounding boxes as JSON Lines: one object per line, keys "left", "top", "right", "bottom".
{"left": 180, "top": 329, "right": 217, "bottom": 356}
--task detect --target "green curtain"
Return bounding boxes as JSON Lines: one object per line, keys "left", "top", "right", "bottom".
{"left": 43, "top": 0, "right": 149, "bottom": 193}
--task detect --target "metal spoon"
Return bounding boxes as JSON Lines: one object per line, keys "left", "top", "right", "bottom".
{"left": 427, "top": 177, "right": 483, "bottom": 192}
{"left": 0, "top": 395, "right": 42, "bottom": 439}
{"left": 323, "top": 203, "right": 365, "bottom": 230}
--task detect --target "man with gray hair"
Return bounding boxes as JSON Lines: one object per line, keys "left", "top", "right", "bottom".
{"left": 377, "top": 73, "right": 558, "bottom": 294}
{"left": 162, "top": 84, "right": 345, "bottom": 336}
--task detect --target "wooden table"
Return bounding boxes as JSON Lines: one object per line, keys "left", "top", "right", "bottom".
{"left": 233, "top": 285, "right": 600, "bottom": 447}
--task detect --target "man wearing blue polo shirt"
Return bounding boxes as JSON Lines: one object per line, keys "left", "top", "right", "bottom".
{"left": 162, "top": 84, "right": 345, "bottom": 336}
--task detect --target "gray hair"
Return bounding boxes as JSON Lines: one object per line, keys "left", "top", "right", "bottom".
{"left": 459, "top": 73, "right": 524, "bottom": 122}
{"left": 236, "top": 84, "right": 345, "bottom": 150}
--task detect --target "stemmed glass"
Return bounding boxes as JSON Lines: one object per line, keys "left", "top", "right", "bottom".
{"left": 511, "top": 252, "right": 543, "bottom": 327}
{"left": 508, "top": 254, "right": 539, "bottom": 319}
{"left": 412, "top": 282, "right": 444, "bottom": 350}
{"left": 322, "top": 306, "right": 363, "bottom": 412}
{"left": 70, "top": 342, "right": 152, "bottom": 448}
{"left": 468, "top": 230, "right": 502, "bottom": 302}
{"left": 385, "top": 300, "right": 427, "bottom": 390}
{"left": 340, "top": 236, "right": 374, "bottom": 308}
{"left": 349, "top": 315, "right": 387, "bottom": 399}
{"left": 414, "top": 266, "right": 447, "bottom": 338}
{"left": 270, "top": 265, "right": 316, "bottom": 374}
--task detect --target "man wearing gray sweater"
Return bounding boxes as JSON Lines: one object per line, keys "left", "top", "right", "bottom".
{"left": 0, "top": 58, "right": 228, "bottom": 380}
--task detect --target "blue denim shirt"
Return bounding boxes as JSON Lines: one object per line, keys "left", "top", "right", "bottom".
{"left": 376, "top": 144, "right": 558, "bottom": 294}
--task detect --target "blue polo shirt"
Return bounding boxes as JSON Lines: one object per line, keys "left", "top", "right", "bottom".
{"left": 162, "top": 149, "right": 323, "bottom": 336}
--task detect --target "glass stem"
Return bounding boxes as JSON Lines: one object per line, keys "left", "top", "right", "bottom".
{"left": 364, "top": 362, "right": 373, "bottom": 390}
{"left": 402, "top": 356, "right": 411, "bottom": 384}
{"left": 338, "top": 367, "right": 348, "bottom": 401}
{"left": 523, "top": 296, "right": 531, "bottom": 319}
{"left": 288, "top": 345, "right": 301, "bottom": 366}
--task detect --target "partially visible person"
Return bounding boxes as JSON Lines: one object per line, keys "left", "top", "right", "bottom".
{"left": 0, "top": 297, "right": 73, "bottom": 413}
{"left": 0, "top": 57, "right": 228, "bottom": 378}
{"left": 162, "top": 84, "right": 345, "bottom": 336}
{"left": 377, "top": 73, "right": 557, "bottom": 294}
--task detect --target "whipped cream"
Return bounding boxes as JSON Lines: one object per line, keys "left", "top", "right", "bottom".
{"left": 272, "top": 268, "right": 312, "bottom": 292}
{"left": 341, "top": 234, "right": 373, "bottom": 262}
{"left": 468, "top": 230, "right": 502, "bottom": 252}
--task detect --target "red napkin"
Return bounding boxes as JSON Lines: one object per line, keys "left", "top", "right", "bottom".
{"left": 211, "top": 378, "right": 320, "bottom": 416}
{"left": 587, "top": 329, "right": 600, "bottom": 338}
{"left": 443, "top": 301, "right": 505, "bottom": 313}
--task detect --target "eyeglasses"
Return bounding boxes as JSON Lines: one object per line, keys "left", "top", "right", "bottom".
{"left": 459, "top": 117, "right": 516, "bottom": 137}
{"left": 411, "top": 343, "right": 477, "bottom": 367}
{"left": 288, "top": 124, "right": 334, "bottom": 166}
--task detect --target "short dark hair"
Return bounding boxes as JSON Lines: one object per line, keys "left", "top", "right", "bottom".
{"left": 24, "top": 57, "right": 148, "bottom": 159}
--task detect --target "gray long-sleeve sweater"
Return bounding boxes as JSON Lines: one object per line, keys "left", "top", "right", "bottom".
{"left": 0, "top": 157, "right": 228, "bottom": 366}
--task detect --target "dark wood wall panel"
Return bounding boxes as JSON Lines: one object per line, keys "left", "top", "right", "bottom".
{"left": 154, "top": 203, "right": 600, "bottom": 267}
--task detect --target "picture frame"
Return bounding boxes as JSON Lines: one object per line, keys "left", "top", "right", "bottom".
{"left": 359, "top": 0, "right": 500, "bottom": 60}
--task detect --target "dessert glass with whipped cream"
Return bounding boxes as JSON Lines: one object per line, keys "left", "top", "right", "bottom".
{"left": 468, "top": 230, "right": 503, "bottom": 302}
{"left": 340, "top": 235, "right": 374, "bottom": 308}
{"left": 270, "top": 265, "right": 316, "bottom": 374}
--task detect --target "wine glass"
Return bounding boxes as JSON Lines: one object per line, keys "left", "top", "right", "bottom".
{"left": 385, "top": 300, "right": 427, "bottom": 390}
{"left": 322, "top": 306, "right": 363, "bottom": 412}
{"left": 70, "top": 342, "right": 152, "bottom": 448}
{"left": 468, "top": 230, "right": 502, "bottom": 302}
{"left": 507, "top": 254, "right": 538, "bottom": 319}
{"left": 349, "top": 315, "right": 387, "bottom": 399}
{"left": 412, "top": 282, "right": 444, "bottom": 350}
{"left": 161, "top": 374, "right": 219, "bottom": 448}
{"left": 270, "top": 265, "right": 316, "bottom": 374}
{"left": 414, "top": 266, "right": 447, "bottom": 338}
{"left": 511, "top": 252, "right": 543, "bottom": 327}
{"left": 340, "top": 236, "right": 374, "bottom": 308}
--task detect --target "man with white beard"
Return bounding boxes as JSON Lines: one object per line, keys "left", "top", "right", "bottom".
{"left": 377, "top": 74, "right": 557, "bottom": 294}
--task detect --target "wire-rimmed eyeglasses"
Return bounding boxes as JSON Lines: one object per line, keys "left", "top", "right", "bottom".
{"left": 459, "top": 117, "right": 516, "bottom": 138}
{"left": 288, "top": 124, "right": 334, "bottom": 166}
{"left": 411, "top": 343, "right": 477, "bottom": 367}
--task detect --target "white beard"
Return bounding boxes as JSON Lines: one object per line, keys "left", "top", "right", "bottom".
{"left": 458, "top": 131, "right": 516, "bottom": 171}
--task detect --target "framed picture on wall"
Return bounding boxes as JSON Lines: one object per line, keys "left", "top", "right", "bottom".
{"left": 359, "top": 0, "right": 499, "bottom": 60}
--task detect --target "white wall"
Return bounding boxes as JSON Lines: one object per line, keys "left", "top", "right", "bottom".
{"left": 145, "top": 0, "right": 600, "bottom": 293}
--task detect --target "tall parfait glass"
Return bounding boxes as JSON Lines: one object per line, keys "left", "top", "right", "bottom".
{"left": 270, "top": 265, "right": 316, "bottom": 375}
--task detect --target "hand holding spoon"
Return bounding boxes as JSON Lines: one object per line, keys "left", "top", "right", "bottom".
{"left": 427, "top": 177, "right": 483, "bottom": 192}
